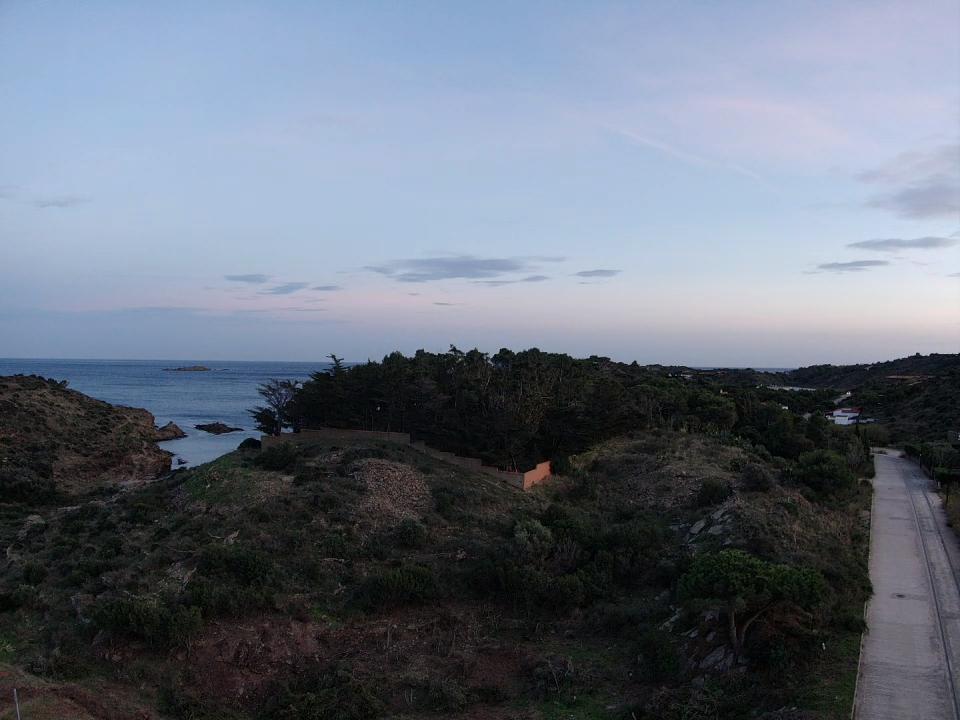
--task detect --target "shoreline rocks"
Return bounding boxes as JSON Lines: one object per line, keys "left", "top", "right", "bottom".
{"left": 195, "top": 422, "right": 243, "bottom": 434}
{"left": 156, "top": 421, "right": 187, "bottom": 441}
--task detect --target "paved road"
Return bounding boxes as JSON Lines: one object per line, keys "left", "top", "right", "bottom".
{"left": 855, "top": 451, "right": 960, "bottom": 720}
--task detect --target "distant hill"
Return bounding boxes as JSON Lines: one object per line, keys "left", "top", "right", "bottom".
{"left": 778, "top": 354, "right": 960, "bottom": 443}
{"left": 784, "top": 353, "right": 960, "bottom": 390}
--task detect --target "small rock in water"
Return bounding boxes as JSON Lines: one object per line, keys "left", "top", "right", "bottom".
{"left": 156, "top": 421, "right": 187, "bottom": 441}
{"left": 195, "top": 421, "right": 242, "bottom": 434}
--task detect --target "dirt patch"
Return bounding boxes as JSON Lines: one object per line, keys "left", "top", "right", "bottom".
{"left": 357, "top": 459, "right": 431, "bottom": 529}
{"left": 0, "top": 664, "right": 156, "bottom": 720}
{"left": 185, "top": 617, "right": 326, "bottom": 705}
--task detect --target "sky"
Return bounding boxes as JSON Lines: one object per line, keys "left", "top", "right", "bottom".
{"left": 1, "top": 0, "right": 958, "bottom": 367}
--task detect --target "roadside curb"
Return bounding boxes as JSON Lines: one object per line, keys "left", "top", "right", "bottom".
{"left": 850, "top": 453, "right": 879, "bottom": 719}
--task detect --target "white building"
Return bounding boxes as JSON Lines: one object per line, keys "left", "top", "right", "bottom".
{"left": 826, "top": 407, "right": 862, "bottom": 426}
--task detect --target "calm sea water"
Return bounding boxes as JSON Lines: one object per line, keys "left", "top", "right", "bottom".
{"left": 0, "top": 359, "right": 327, "bottom": 467}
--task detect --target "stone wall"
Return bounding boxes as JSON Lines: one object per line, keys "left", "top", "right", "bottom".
{"left": 260, "top": 427, "right": 549, "bottom": 491}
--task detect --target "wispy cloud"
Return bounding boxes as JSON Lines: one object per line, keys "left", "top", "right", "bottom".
{"left": 225, "top": 273, "right": 270, "bottom": 283}
{"left": 311, "top": 285, "right": 342, "bottom": 291}
{"left": 239, "top": 306, "right": 326, "bottom": 313}
{"left": 33, "top": 194, "right": 89, "bottom": 209}
{"left": 367, "top": 255, "right": 562, "bottom": 283}
{"left": 612, "top": 127, "right": 764, "bottom": 181}
{"left": 472, "top": 275, "right": 550, "bottom": 287}
{"left": 859, "top": 145, "right": 960, "bottom": 220}
{"left": 812, "top": 260, "right": 889, "bottom": 273}
{"left": 573, "top": 269, "right": 620, "bottom": 278}
{"left": 261, "top": 282, "right": 310, "bottom": 295}
{"left": 847, "top": 236, "right": 958, "bottom": 252}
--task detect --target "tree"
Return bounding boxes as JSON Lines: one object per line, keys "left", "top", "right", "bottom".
{"left": 794, "top": 449, "right": 855, "bottom": 496}
{"left": 679, "top": 549, "right": 827, "bottom": 658}
{"left": 249, "top": 379, "right": 299, "bottom": 435}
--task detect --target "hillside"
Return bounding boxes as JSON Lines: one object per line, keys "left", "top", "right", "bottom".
{"left": 784, "top": 353, "right": 960, "bottom": 390}
{"left": 0, "top": 375, "right": 172, "bottom": 500}
{"left": 0, "top": 424, "right": 871, "bottom": 720}
{"left": 781, "top": 354, "right": 960, "bottom": 442}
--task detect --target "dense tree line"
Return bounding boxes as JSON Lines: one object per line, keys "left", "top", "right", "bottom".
{"left": 251, "top": 347, "right": 869, "bottom": 472}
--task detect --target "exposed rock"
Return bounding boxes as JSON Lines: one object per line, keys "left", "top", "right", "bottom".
{"left": 156, "top": 421, "right": 187, "bottom": 441}
{"left": 17, "top": 514, "right": 46, "bottom": 541}
{"left": 707, "top": 522, "right": 731, "bottom": 536}
{"left": 698, "top": 645, "right": 735, "bottom": 672}
{"left": 710, "top": 507, "right": 729, "bottom": 522}
{"left": 195, "top": 422, "right": 243, "bottom": 434}
{"left": 163, "top": 365, "right": 210, "bottom": 372}
{"left": 690, "top": 519, "right": 707, "bottom": 535}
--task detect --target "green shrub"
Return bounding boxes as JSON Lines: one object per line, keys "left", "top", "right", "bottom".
{"left": 426, "top": 678, "right": 470, "bottom": 711}
{"left": 22, "top": 561, "right": 47, "bottom": 585}
{"left": 695, "top": 478, "right": 732, "bottom": 507}
{"left": 94, "top": 596, "right": 201, "bottom": 648}
{"left": 184, "top": 544, "right": 277, "bottom": 617}
{"left": 638, "top": 628, "right": 681, "bottom": 682}
{"left": 741, "top": 463, "right": 774, "bottom": 492}
{"left": 261, "top": 666, "right": 382, "bottom": 720}
{"left": 794, "top": 449, "right": 856, "bottom": 496}
{"left": 355, "top": 564, "right": 438, "bottom": 610}
{"left": 391, "top": 518, "right": 428, "bottom": 548}
{"left": 254, "top": 443, "right": 300, "bottom": 471}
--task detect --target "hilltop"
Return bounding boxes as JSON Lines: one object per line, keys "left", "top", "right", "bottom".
{"left": 0, "top": 375, "right": 172, "bottom": 501}
{"left": 0, "top": 370, "right": 875, "bottom": 719}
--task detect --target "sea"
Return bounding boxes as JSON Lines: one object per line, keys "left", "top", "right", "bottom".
{"left": 0, "top": 359, "right": 328, "bottom": 467}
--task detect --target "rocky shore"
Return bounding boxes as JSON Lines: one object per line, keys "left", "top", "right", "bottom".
{"left": 0, "top": 374, "right": 173, "bottom": 496}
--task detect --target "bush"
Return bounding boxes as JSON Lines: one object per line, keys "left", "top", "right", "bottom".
{"left": 22, "top": 561, "right": 48, "bottom": 585}
{"left": 94, "top": 596, "right": 202, "bottom": 648}
{"left": 794, "top": 450, "right": 855, "bottom": 496}
{"left": 355, "top": 564, "right": 438, "bottom": 610}
{"left": 0, "top": 467, "right": 56, "bottom": 503}
{"left": 390, "top": 518, "right": 428, "bottom": 548}
{"left": 638, "top": 628, "right": 681, "bottom": 682}
{"left": 261, "top": 666, "right": 382, "bottom": 720}
{"left": 254, "top": 443, "right": 300, "bottom": 471}
{"left": 741, "top": 463, "right": 774, "bottom": 492}
{"left": 695, "top": 478, "right": 732, "bottom": 507}
{"left": 238, "top": 437, "right": 262, "bottom": 451}
{"left": 184, "top": 544, "right": 277, "bottom": 617}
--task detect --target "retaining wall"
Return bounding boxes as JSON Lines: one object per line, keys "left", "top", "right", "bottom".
{"left": 261, "top": 427, "right": 549, "bottom": 491}
{"left": 261, "top": 427, "right": 410, "bottom": 449}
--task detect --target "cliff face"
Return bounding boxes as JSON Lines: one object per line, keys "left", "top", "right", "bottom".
{"left": 0, "top": 375, "right": 171, "bottom": 497}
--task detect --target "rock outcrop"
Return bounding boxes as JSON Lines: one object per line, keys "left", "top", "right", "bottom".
{"left": 156, "top": 421, "right": 187, "bottom": 441}
{"left": 195, "top": 422, "right": 242, "bottom": 434}
{"left": 0, "top": 374, "right": 172, "bottom": 495}
{"left": 163, "top": 365, "right": 210, "bottom": 371}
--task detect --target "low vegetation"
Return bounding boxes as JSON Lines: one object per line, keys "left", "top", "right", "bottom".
{"left": 0, "top": 354, "right": 894, "bottom": 718}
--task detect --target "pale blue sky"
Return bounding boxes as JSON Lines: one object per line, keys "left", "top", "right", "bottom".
{"left": 1, "top": 1, "right": 958, "bottom": 365}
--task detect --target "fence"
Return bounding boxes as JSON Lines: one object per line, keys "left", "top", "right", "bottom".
{"left": 261, "top": 427, "right": 550, "bottom": 490}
